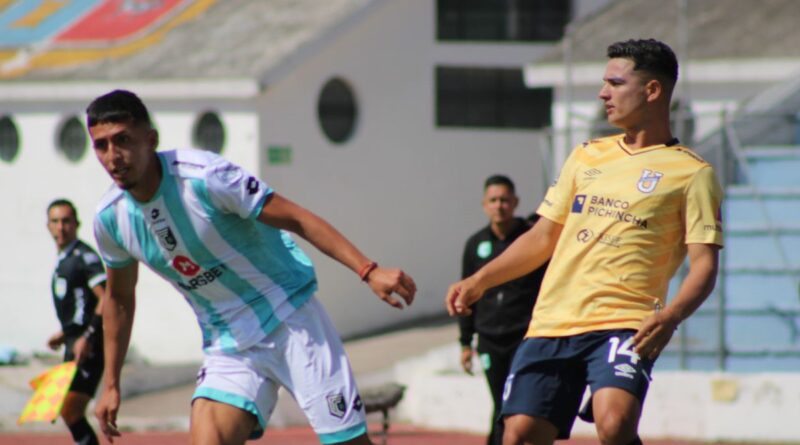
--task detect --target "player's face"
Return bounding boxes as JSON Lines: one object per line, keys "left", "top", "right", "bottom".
{"left": 47, "top": 205, "right": 78, "bottom": 250}
{"left": 598, "top": 58, "right": 649, "bottom": 130}
{"left": 482, "top": 184, "right": 518, "bottom": 226}
{"left": 89, "top": 120, "right": 158, "bottom": 192}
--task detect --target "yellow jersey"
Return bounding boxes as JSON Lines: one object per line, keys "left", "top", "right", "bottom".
{"left": 528, "top": 134, "right": 724, "bottom": 338}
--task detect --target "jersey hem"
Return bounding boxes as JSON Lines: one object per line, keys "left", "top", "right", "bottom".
{"left": 249, "top": 190, "right": 273, "bottom": 220}
{"left": 192, "top": 387, "right": 267, "bottom": 438}
{"left": 685, "top": 238, "right": 724, "bottom": 247}
{"left": 87, "top": 274, "right": 107, "bottom": 288}
{"left": 105, "top": 258, "right": 135, "bottom": 269}
{"left": 536, "top": 208, "right": 566, "bottom": 225}
{"left": 318, "top": 422, "right": 368, "bottom": 444}
{"left": 526, "top": 322, "right": 642, "bottom": 338}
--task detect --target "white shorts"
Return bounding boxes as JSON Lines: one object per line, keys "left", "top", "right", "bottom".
{"left": 192, "top": 296, "right": 367, "bottom": 443}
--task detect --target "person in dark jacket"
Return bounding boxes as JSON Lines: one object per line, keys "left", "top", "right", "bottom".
{"left": 458, "top": 175, "right": 547, "bottom": 445}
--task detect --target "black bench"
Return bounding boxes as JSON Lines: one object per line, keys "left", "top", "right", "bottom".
{"left": 361, "top": 382, "right": 406, "bottom": 445}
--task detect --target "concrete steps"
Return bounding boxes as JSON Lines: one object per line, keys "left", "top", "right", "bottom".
{"left": 740, "top": 146, "right": 800, "bottom": 187}
{"left": 665, "top": 145, "right": 800, "bottom": 371}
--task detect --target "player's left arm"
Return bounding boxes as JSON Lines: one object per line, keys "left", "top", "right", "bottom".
{"left": 256, "top": 193, "right": 416, "bottom": 308}
{"left": 634, "top": 243, "right": 719, "bottom": 359}
{"left": 72, "top": 282, "right": 106, "bottom": 363}
{"left": 73, "top": 251, "right": 107, "bottom": 362}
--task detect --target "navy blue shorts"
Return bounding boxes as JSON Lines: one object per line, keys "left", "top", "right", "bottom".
{"left": 500, "top": 329, "right": 654, "bottom": 439}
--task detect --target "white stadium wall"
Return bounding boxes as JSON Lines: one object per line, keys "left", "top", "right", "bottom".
{"left": 255, "top": 0, "right": 552, "bottom": 339}
{"left": 0, "top": 109, "right": 106, "bottom": 362}
{"left": 2, "top": 0, "right": 576, "bottom": 363}
{"left": 0, "top": 101, "right": 259, "bottom": 363}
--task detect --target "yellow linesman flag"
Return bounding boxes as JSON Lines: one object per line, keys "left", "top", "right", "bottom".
{"left": 17, "top": 361, "right": 77, "bottom": 424}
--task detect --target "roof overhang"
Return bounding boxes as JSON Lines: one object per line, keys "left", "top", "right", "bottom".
{"left": 524, "top": 58, "right": 800, "bottom": 88}
{"left": 0, "top": 78, "right": 261, "bottom": 102}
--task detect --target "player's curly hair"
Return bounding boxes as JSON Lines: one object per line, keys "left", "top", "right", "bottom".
{"left": 86, "top": 89, "right": 153, "bottom": 128}
{"left": 607, "top": 39, "right": 678, "bottom": 89}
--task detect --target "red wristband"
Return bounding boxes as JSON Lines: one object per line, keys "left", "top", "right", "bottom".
{"left": 358, "top": 261, "right": 378, "bottom": 282}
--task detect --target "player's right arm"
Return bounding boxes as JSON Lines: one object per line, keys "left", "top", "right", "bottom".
{"left": 47, "top": 330, "right": 65, "bottom": 350}
{"left": 257, "top": 193, "right": 416, "bottom": 308}
{"left": 446, "top": 216, "right": 562, "bottom": 316}
{"left": 95, "top": 261, "right": 138, "bottom": 443}
{"left": 458, "top": 239, "right": 477, "bottom": 374}
{"left": 445, "top": 144, "right": 581, "bottom": 317}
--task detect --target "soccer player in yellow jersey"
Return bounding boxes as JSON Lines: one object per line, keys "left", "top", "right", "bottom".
{"left": 445, "top": 39, "right": 723, "bottom": 445}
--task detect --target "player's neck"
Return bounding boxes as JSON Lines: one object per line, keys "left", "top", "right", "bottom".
{"left": 129, "top": 154, "right": 163, "bottom": 203}
{"left": 491, "top": 218, "right": 518, "bottom": 240}
{"left": 622, "top": 126, "right": 673, "bottom": 150}
{"left": 57, "top": 238, "right": 77, "bottom": 253}
{"left": 621, "top": 110, "right": 674, "bottom": 150}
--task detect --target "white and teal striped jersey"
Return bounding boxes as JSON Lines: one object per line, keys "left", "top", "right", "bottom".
{"left": 93, "top": 149, "right": 317, "bottom": 354}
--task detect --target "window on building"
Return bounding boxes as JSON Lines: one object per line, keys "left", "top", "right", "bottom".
{"left": 437, "top": 0, "right": 570, "bottom": 42}
{"left": 0, "top": 115, "right": 20, "bottom": 163}
{"left": 193, "top": 111, "right": 225, "bottom": 153}
{"left": 436, "top": 66, "right": 552, "bottom": 129}
{"left": 317, "top": 77, "right": 357, "bottom": 144}
{"left": 57, "top": 116, "right": 87, "bottom": 162}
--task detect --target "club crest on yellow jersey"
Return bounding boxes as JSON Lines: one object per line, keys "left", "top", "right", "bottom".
{"left": 636, "top": 169, "right": 663, "bottom": 193}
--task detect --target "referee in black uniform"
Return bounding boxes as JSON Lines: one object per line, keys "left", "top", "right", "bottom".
{"left": 458, "top": 175, "right": 547, "bottom": 445}
{"left": 46, "top": 199, "right": 106, "bottom": 445}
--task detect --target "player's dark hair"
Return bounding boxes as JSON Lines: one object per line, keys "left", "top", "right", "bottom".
{"left": 484, "top": 174, "right": 516, "bottom": 194}
{"left": 86, "top": 89, "right": 152, "bottom": 128}
{"left": 607, "top": 39, "right": 678, "bottom": 90}
{"left": 47, "top": 198, "right": 79, "bottom": 224}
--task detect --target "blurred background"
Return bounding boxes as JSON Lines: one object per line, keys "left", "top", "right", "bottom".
{"left": 0, "top": 0, "right": 798, "bottom": 442}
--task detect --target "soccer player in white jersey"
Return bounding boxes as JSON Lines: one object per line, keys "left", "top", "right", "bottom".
{"left": 86, "top": 89, "right": 416, "bottom": 445}
{"left": 446, "top": 39, "right": 723, "bottom": 445}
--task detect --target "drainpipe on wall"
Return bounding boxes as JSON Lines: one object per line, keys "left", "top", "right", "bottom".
{"left": 562, "top": 20, "right": 574, "bottom": 172}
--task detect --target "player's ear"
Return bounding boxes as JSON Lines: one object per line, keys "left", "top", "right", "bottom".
{"left": 148, "top": 128, "right": 159, "bottom": 151}
{"left": 645, "top": 78, "right": 662, "bottom": 103}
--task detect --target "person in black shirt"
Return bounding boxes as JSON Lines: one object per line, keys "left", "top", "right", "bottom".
{"left": 458, "top": 175, "right": 547, "bottom": 445}
{"left": 46, "top": 199, "right": 106, "bottom": 445}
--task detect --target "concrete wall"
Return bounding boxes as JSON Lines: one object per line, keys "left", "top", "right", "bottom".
{"left": 257, "top": 0, "right": 551, "bottom": 340}
{"left": 394, "top": 344, "right": 800, "bottom": 443}
{"left": 0, "top": 99, "right": 259, "bottom": 363}
{"left": 0, "top": 106, "right": 109, "bottom": 362}
{"left": 0, "top": 0, "right": 611, "bottom": 363}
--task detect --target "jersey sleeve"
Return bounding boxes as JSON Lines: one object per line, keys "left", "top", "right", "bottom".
{"left": 204, "top": 158, "right": 273, "bottom": 219}
{"left": 536, "top": 145, "right": 582, "bottom": 224}
{"left": 93, "top": 211, "right": 134, "bottom": 269}
{"left": 684, "top": 165, "right": 724, "bottom": 246}
{"left": 80, "top": 246, "right": 108, "bottom": 288}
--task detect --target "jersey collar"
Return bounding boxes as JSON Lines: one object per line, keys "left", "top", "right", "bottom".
{"left": 57, "top": 239, "right": 80, "bottom": 259}
{"left": 616, "top": 137, "right": 680, "bottom": 156}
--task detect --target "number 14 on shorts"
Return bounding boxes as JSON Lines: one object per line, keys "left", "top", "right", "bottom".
{"left": 606, "top": 336, "right": 652, "bottom": 381}
{"left": 607, "top": 336, "right": 639, "bottom": 364}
